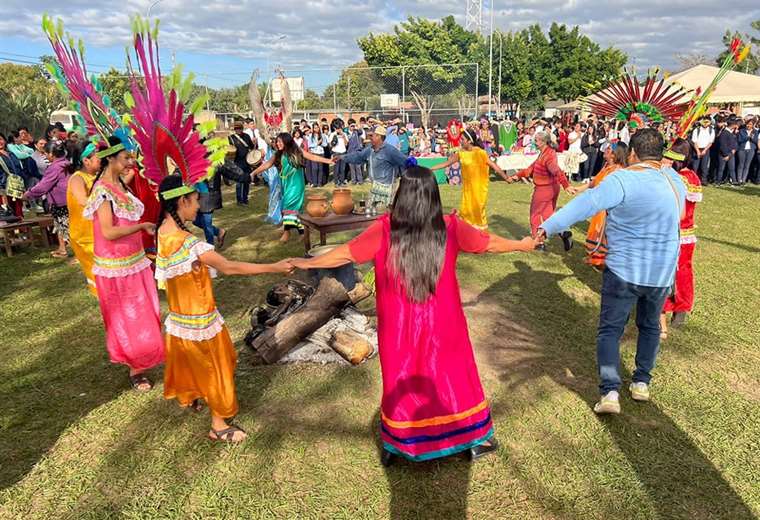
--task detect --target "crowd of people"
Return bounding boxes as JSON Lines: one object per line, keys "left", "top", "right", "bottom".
{"left": 2, "top": 20, "right": 734, "bottom": 467}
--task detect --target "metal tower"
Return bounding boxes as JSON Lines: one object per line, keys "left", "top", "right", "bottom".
{"left": 465, "top": 0, "right": 483, "bottom": 34}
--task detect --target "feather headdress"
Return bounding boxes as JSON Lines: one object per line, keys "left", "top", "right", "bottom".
{"left": 125, "top": 16, "right": 226, "bottom": 199}
{"left": 41, "top": 14, "right": 136, "bottom": 158}
{"left": 582, "top": 68, "right": 691, "bottom": 130}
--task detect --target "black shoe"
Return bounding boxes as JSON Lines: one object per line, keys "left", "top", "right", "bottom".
{"left": 560, "top": 231, "right": 573, "bottom": 252}
{"left": 671, "top": 312, "right": 688, "bottom": 328}
{"left": 536, "top": 243, "right": 547, "bottom": 252}
{"left": 468, "top": 437, "right": 500, "bottom": 461}
{"left": 380, "top": 448, "right": 397, "bottom": 467}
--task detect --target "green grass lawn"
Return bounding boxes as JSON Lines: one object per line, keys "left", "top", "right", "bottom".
{"left": 1, "top": 180, "right": 758, "bottom": 519}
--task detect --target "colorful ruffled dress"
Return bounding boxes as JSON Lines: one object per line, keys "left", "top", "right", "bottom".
{"left": 67, "top": 170, "right": 97, "bottom": 295}
{"left": 280, "top": 155, "right": 306, "bottom": 232}
{"left": 348, "top": 213, "right": 494, "bottom": 461}
{"left": 155, "top": 229, "right": 238, "bottom": 418}
{"left": 84, "top": 181, "right": 164, "bottom": 371}
{"left": 458, "top": 147, "right": 491, "bottom": 229}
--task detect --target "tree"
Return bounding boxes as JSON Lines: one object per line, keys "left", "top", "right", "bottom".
{"left": 357, "top": 17, "right": 626, "bottom": 112}
{"left": 358, "top": 16, "right": 478, "bottom": 97}
{"left": 96, "top": 67, "right": 132, "bottom": 115}
{"left": 0, "top": 62, "right": 64, "bottom": 136}
{"left": 717, "top": 23, "right": 760, "bottom": 74}
{"left": 675, "top": 53, "right": 713, "bottom": 71}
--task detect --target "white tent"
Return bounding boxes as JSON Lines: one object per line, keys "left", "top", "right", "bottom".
{"left": 665, "top": 64, "right": 760, "bottom": 104}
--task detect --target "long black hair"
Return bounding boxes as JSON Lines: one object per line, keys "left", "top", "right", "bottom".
{"left": 273, "top": 132, "right": 304, "bottom": 170}
{"left": 388, "top": 166, "right": 447, "bottom": 303}
{"left": 157, "top": 175, "right": 191, "bottom": 233}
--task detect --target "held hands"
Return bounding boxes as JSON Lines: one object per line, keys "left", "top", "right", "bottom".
{"left": 272, "top": 259, "right": 295, "bottom": 275}
{"left": 141, "top": 223, "right": 156, "bottom": 236}
{"left": 519, "top": 236, "right": 540, "bottom": 251}
{"left": 565, "top": 186, "right": 578, "bottom": 196}
{"left": 331, "top": 155, "right": 342, "bottom": 164}
{"left": 534, "top": 228, "right": 547, "bottom": 245}
{"left": 287, "top": 257, "right": 312, "bottom": 270}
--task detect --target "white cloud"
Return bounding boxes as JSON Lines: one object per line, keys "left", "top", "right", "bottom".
{"left": 2, "top": 0, "right": 758, "bottom": 80}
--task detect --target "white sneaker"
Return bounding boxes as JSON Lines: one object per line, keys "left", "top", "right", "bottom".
{"left": 593, "top": 391, "right": 621, "bottom": 414}
{"left": 629, "top": 382, "right": 650, "bottom": 402}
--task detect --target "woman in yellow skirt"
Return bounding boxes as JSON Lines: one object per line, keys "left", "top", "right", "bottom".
{"left": 155, "top": 175, "right": 293, "bottom": 443}
{"left": 429, "top": 129, "right": 511, "bottom": 229}
{"left": 66, "top": 142, "right": 100, "bottom": 295}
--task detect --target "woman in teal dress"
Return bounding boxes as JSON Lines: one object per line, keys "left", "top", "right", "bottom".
{"left": 252, "top": 132, "right": 333, "bottom": 243}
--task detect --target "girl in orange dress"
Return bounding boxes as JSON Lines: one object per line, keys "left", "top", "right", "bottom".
{"left": 155, "top": 175, "right": 293, "bottom": 443}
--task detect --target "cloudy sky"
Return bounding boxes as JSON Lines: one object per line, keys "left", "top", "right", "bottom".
{"left": 1, "top": 0, "right": 758, "bottom": 90}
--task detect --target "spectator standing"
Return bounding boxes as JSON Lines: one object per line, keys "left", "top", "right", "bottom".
{"left": 397, "top": 126, "right": 410, "bottom": 156}
{"left": 580, "top": 124, "right": 600, "bottom": 183}
{"left": 566, "top": 122, "right": 584, "bottom": 180}
{"left": 690, "top": 117, "right": 715, "bottom": 184}
{"left": 229, "top": 121, "right": 254, "bottom": 205}
{"left": 346, "top": 121, "right": 364, "bottom": 184}
{"left": 716, "top": 118, "right": 738, "bottom": 185}
{"left": 736, "top": 118, "right": 757, "bottom": 186}
{"left": 307, "top": 124, "right": 328, "bottom": 187}
{"left": 32, "top": 138, "right": 49, "bottom": 175}
{"left": 329, "top": 121, "right": 349, "bottom": 186}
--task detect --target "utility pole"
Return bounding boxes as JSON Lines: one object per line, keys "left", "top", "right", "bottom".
{"left": 487, "top": 0, "right": 494, "bottom": 116}
{"left": 465, "top": 0, "right": 484, "bottom": 33}
{"left": 497, "top": 32, "right": 503, "bottom": 119}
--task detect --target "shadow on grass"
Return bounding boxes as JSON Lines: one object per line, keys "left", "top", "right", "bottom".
{"left": 373, "top": 376, "right": 473, "bottom": 520}
{"left": 699, "top": 235, "right": 760, "bottom": 254}
{"left": 0, "top": 311, "right": 128, "bottom": 490}
{"left": 474, "top": 255, "right": 755, "bottom": 520}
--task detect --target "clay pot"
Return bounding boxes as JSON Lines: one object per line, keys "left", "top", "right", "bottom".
{"left": 305, "top": 195, "right": 329, "bottom": 218}
{"left": 331, "top": 188, "right": 354, "bottom": 215}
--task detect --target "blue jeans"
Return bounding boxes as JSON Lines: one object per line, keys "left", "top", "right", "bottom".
{"left": 236, "top": 181, "right": 250, "bottom": 204}
{"left": 597, "top": 269, "right": 669, "bottom": 395}
{"left": 193, "top": 212, "right": 219, "bottom": 245}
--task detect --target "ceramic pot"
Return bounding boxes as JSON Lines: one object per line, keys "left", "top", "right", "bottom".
{"left": 331, "top": 188, "right": 354, "bottom": 215}
{"left": 305, "top": 195, "right": 329, "bottom": 218}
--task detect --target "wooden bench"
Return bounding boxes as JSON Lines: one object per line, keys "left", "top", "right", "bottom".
{"left": 0, "top": 216, "right": 55, "bottom": 257}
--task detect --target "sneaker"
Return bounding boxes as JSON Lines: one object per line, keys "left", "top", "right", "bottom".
{"left": 593, "top": 391, "right": 621, "bottom": 414}
{"left": 629, "top": 382, "right": 650, "bottom": 402}
{"left": 559, "top": 231, "right": 573, "bottom": 252}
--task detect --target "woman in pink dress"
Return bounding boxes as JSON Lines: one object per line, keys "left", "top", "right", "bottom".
{"left": 83, "top": 136, "right": 164, "bottom": 390}
{"left": 290, "top": 165, "right": 536, "bottom": 465}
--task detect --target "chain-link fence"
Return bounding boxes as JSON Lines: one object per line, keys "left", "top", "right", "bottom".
{"left": 284, "top": 63, "right": 479, "bottom": 126}
{"left": 208, "top": 63, "right": 479, "bottom": 128}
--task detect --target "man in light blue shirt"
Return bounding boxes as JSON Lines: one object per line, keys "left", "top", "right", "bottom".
{"left": 538, "top": 128, "right": 686, "bottom": 415}
{"left": 336, "top": 125, "right": 408, "bottom": 207}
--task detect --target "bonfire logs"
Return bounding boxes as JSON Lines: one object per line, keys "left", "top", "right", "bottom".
{"left": 250, "top": 277, "right": 350, "bottom": 363}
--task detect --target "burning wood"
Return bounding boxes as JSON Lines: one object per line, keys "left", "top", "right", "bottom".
{"left": 245, "top": 277, "right": 376, "bottom": 365}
